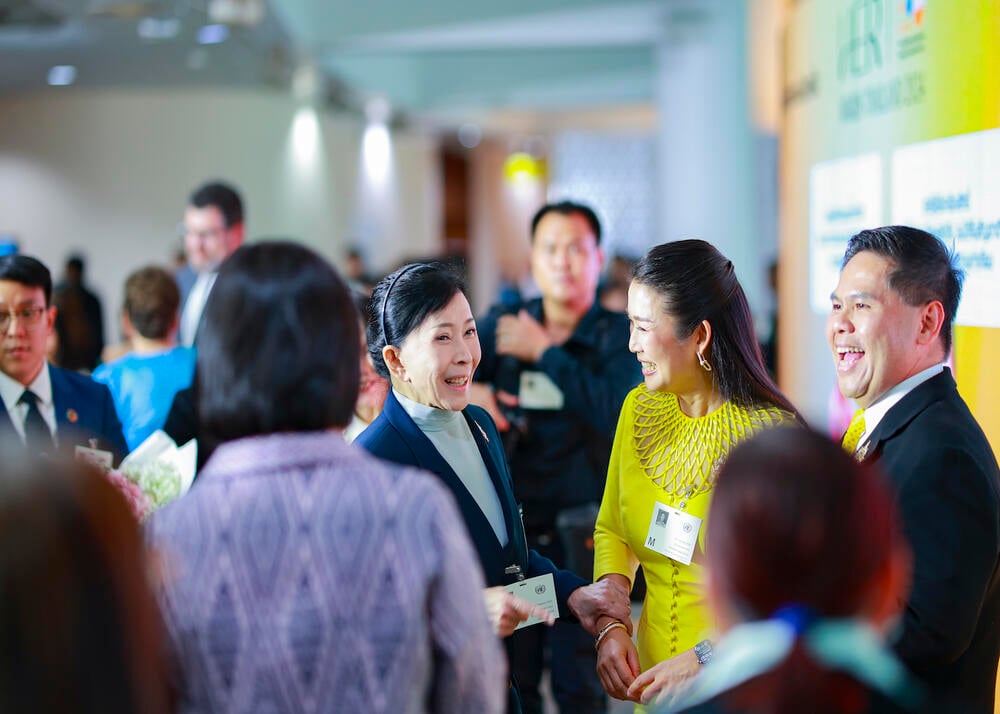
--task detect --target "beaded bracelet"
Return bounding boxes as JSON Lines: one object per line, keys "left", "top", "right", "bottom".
{"left": 594, "top": 620, "right": 628, "bottom": 651}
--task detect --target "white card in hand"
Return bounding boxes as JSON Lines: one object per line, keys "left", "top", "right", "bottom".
{"left": 504, "top": 573, "right": 560, "bottom": 630}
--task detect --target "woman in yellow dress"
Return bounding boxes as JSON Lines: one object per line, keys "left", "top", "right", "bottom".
{"left": 593, "top": 240, "right": 799, "bottom": 707}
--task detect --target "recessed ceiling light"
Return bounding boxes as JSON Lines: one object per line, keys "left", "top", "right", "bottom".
{"left": 138, "top": 17, "right": 181, "bottom": 40}
{"left": 197, "top": 24, "right": 229, "bottom": 45}
{"left": 47, "top": 65, "right": 77, "bottom": 86}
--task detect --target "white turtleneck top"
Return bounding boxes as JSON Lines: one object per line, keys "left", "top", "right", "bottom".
{"left": 395, "top": 389, "right": 509, "bottom": 546}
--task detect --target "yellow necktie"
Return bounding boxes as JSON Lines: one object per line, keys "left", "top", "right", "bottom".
{"left": 841, "top": 409, "right": 866, "bottom": 454}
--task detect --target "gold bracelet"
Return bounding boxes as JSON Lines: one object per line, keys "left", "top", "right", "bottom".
{"left": 594, "top": 620, "right": 628, "bottom": 651}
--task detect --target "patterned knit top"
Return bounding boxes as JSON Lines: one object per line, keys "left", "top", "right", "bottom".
{"left": 595, "top": 385, "right": 793, "bottom": 671}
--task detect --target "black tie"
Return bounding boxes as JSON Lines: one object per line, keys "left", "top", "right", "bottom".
{"left": 19, "top": 390, "right": 54, "bottom": 454}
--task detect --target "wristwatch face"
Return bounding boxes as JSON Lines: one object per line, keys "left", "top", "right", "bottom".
{"left": 694, "top": 639, "right": 713, "bottom": 664}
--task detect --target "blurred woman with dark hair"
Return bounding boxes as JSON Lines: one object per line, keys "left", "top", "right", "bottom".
{"left": 0, "top": 456, "right": 171, "bottom": 714}
{"left": 666, "top": 427, "right": 919, "bottom": 714}
{"left": 147, "top": 243, "right": 505, "bottom": 714}
{"left": 594, "top": 240, "right": 800, "bottom": 704}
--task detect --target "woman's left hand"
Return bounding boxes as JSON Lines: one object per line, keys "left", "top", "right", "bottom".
{"left": 626, "top": 648, "right": 700, "bottom": 705}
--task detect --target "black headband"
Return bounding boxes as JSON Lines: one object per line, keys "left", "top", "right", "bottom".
{"left": 379, "top": 264, "right": 421, "bottom": 345}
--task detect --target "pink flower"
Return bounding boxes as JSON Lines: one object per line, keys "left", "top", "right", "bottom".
{"left": 104, "top": 470, "right": 153, "bottom": 521}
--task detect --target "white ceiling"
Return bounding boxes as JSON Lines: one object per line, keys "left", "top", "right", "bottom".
{"left": 0, "top": 0, "right": 664, "bottom": 124}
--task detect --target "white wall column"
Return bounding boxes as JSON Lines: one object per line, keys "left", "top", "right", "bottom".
{"left": 656, "top": 0, "right": 765, "bottom": 313}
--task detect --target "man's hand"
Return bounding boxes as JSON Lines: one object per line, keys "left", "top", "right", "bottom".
{"left": 567, "top": 579, "right": 632, "bottom": 636}
{"left": 496, "top": 310, "right": 552, "bottom": 363}
{"left": 596, "top": 628, "right": 641, "bottom": 701}
{"left": 626, "top": 649, "right": 700, "bottom": 705}
{"left": 483, "top": 587, "right": 555, "bottom": 637}
{"left": 468, "top": 383, "right": 511, "bottom": 431}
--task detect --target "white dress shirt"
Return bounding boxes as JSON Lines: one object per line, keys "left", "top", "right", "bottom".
{"left": 0, "top": 362, "right": 57, "bottom": 445}
{"left": 396, "top": 389, "right": 509, "bottom": 546}
{"left": 179, "top": 271, "right": 217, "bottom": 346}
{"left": 858, "top": 363, "right": 946, "bottom": 447}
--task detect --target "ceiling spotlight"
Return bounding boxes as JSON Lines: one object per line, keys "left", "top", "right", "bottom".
{"left": 458, "top": 123, "right": 482, "bottom": 149}
{"left": 47, "top": 65, "right": 77, "bottom": 86}
{"left": 138, "top": 17, "right": 181, "bottom": 40}
{"left": 197, "top": 24, "right": 229, "bottom": 45}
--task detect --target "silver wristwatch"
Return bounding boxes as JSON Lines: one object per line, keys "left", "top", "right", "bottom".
{"left": 694, "top": 638, "right": 713, "bottom": 665}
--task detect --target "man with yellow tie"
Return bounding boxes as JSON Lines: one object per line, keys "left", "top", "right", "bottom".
{"left": 827, "top": 225, "right": 1000, "bottom": 713}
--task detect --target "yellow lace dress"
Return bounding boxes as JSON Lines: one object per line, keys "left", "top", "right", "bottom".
{"left": 594, "top": 385, "right": 793, "bottom": 671}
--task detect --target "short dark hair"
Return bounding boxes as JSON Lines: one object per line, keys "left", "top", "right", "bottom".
{"left": 0, "top": 255, "right": 53, "bottom": 306}
{"left": 197, "top": 242, "right": 359, "bottom": 445}
{"left": 123, "top": 266, "right": 180, "bottom": 340}
{"left": 367, "top": 263, "right": 466, "bottom": 380}
{"left": 632, "top": 239, "right": 799, "bottom": 416}
{"left": 843, "top": 225, "right": 963, "bottom": 354}
{"left": 188, "top": 181, "right": 244, "bottom": 228}
{"left": 530, "top": 200, "right": 602, "bottom": 245}
{"left": 708, "top": 427, "right": 906, "bottom": 713}
{"left": 66, "top": 255, "right": 85, "bottom": 274}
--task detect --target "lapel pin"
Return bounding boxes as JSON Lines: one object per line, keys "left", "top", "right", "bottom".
{"left": 475, "top": 421, "right": 489, "bottom": 444}
{"left": 66, "top": 409, "right": 78, "bottom": 423}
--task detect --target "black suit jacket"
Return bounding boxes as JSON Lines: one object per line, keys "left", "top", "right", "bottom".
{"left": 861, "top": 368, "right": 1000, "bottom": 712}
{"left": 0, "top": 365, "right": 128, "bottom": 463}
{"left": 356, "top": 390, "right": 587, "bottom": 608}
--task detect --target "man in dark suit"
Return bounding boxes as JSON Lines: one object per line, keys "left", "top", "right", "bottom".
{"left": 177, "top": 180, "right": 244, "bottom": 347}
{"left": 828, "top": 225, "right": 1000, "bottom": 712}
{"left": 0, "top": 255, "right": 127, "bottom": 462}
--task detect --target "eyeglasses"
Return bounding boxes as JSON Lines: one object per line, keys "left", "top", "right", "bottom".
{"left": 0, "top": 307, "right": 47, "bottom": 331}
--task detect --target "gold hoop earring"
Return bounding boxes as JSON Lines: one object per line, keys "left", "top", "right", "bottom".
{"left": 697, "top": 352, "right": 712, "bottom": 372}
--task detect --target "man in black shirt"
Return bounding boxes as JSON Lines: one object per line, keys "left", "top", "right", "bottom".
{"left": 472, "top": 200, "right": 641, "bottom": 714}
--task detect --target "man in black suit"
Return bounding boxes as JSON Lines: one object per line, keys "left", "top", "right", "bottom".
{"left": 0, "top": 255, "right": 127, "bottom": 462}
{"left": 828, "top": 225, "right": 1000, "bottom": 712}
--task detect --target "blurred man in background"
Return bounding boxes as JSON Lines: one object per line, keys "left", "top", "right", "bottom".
{"left": 52, "top": 254, "right": 104, "bottom": 372}
{"left": 177, "top": 180, "right": 244, "bottom": 346}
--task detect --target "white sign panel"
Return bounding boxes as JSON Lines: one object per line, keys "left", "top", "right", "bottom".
{"left": 892, "top": 129, "right": 1000, "bottom": 328}
{"left": 809, "top": 154, "right": 883, "bottom": 313}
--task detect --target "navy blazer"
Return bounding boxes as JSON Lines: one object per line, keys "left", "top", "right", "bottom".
{"left": 356, "top": 391, "right": 587, "bottom": 611}
{"left": 0, "top": 365, "right": 128, "bottom": 463}
{"left": 861, "top": 369, "right": 1000, "bottom": 713}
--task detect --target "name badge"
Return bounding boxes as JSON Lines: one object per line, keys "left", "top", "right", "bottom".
{"left": 518, "top": 371, "right": 564, "bottom": 410}
{"left": 504, "top": 573, "right": 560, "bottom": 630}
{"left": 75, "top": 445, "right": 113, "bottom": 472}
{"left": 644, "top": 501, "right": 702, "bottom": 566}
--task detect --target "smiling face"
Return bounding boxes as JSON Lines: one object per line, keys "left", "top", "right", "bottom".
{"left": 827, "top": 251, "right": 928, "bottom": 408}
{"left": 627, "top": 281, "right": 703, "bottom": 396}
{"left": 390, "top": 291, "right": 481, "bottom": 411}
{"left": 0, "top": 280, "right": 56, "bottom": 386}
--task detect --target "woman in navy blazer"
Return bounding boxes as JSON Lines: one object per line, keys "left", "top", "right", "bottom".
{"left": 355, "top": 263, "right": 631, "bottom": 711}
